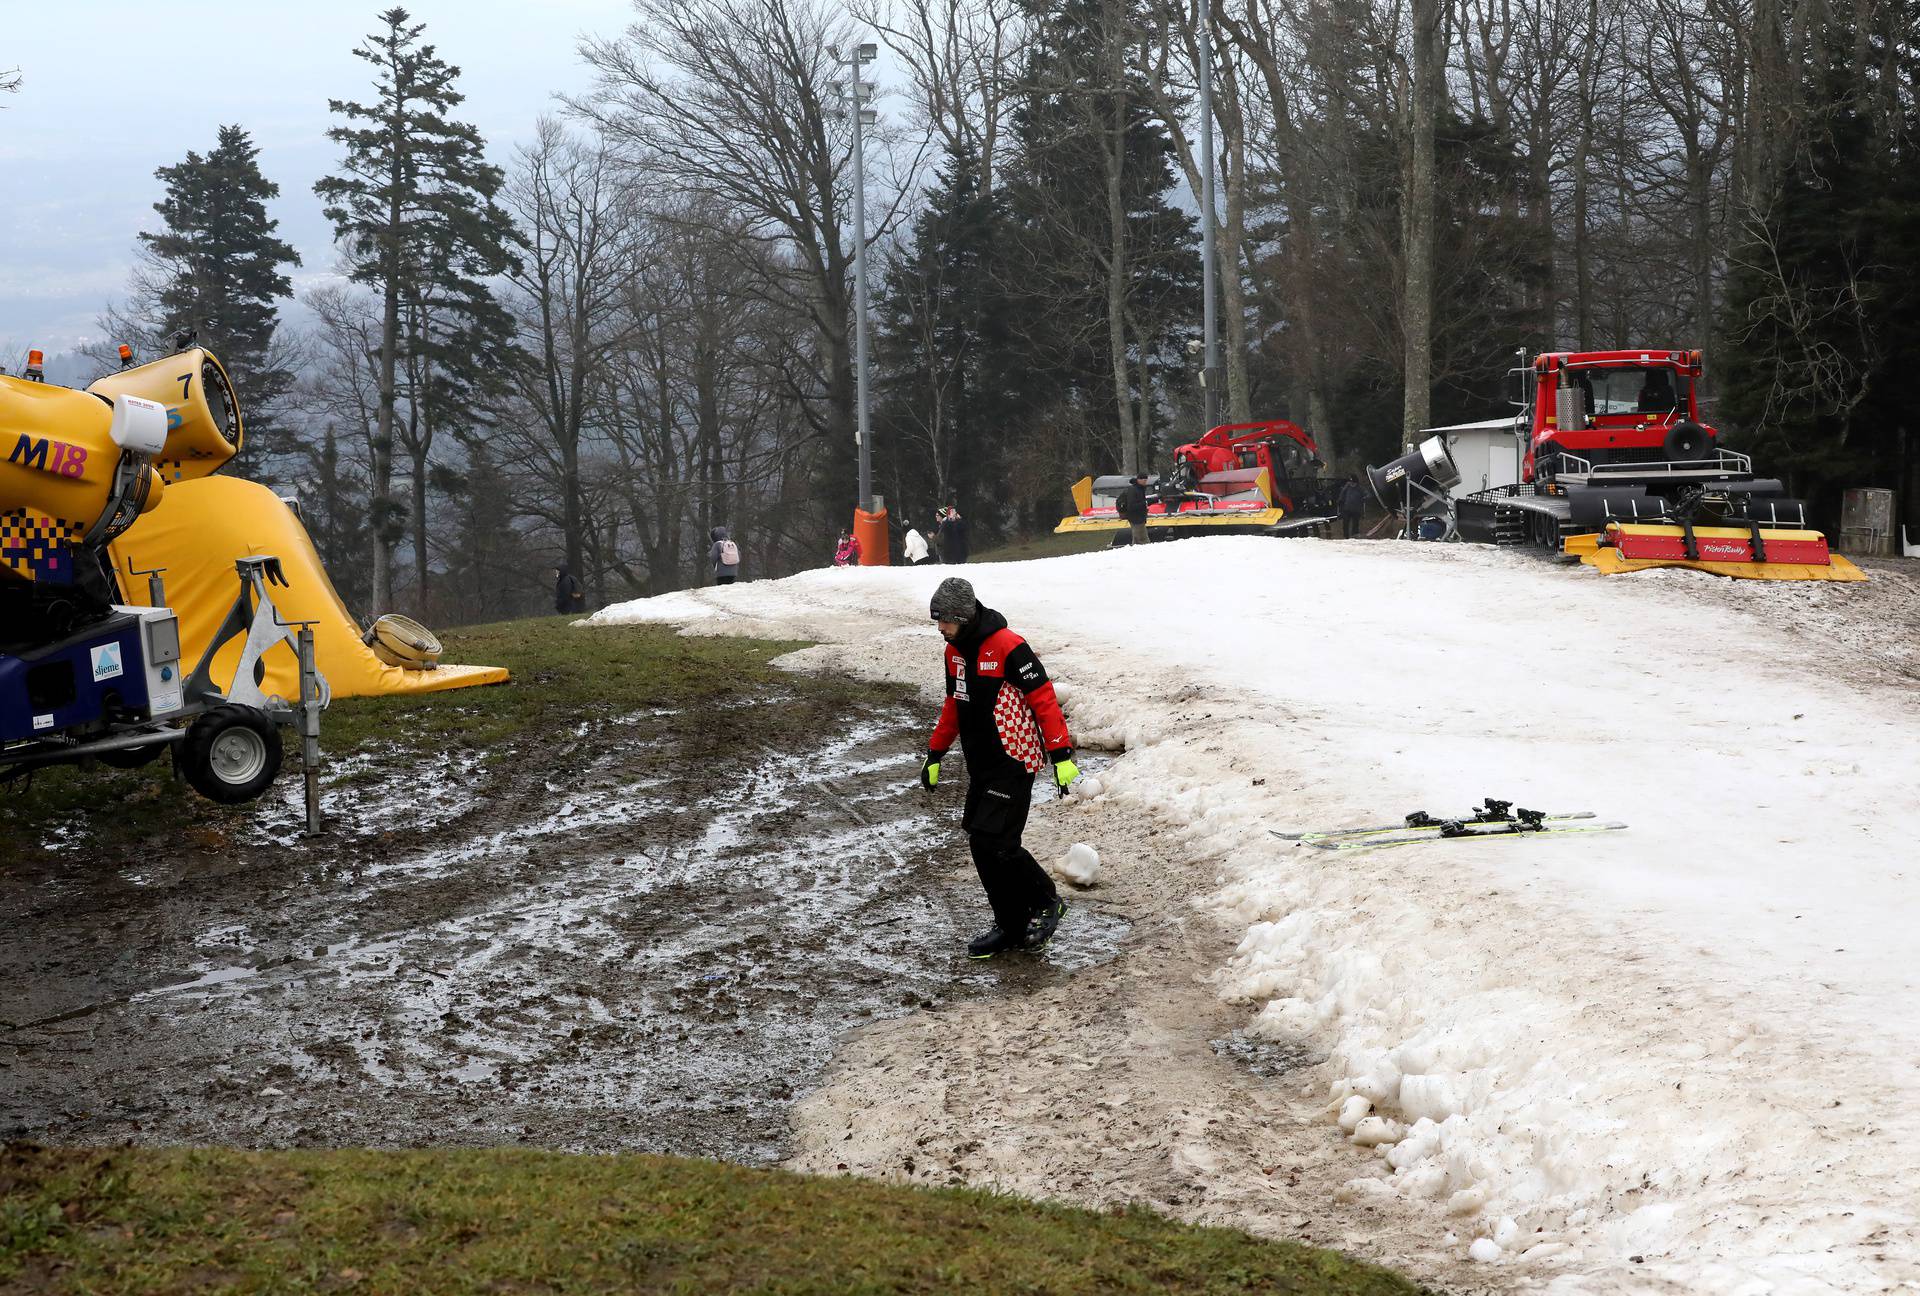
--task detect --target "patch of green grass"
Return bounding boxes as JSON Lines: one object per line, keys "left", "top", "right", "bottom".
{"left": 0, "top": 1144, "right": 1430, "bottom": 1295}
{"left": 0, "top": 618, "right": 878, "bottom": 855}
{"left": 972, "top": 531, "right": 1117, "bottom": 564}
{"left": 316, "top": 616, "right": 827, "bottom": 754}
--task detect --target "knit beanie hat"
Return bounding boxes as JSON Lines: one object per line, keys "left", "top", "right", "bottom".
{"left": 929, "top": 576, "right": 978, "bottom": 623}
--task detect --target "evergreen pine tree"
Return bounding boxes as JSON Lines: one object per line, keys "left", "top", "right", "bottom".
{"left": 1719, "top": 20, "right": 1896, "bottom": 518}
{"left": 122, "top": 125, "right": 300, "bottom": 467}
{"left": 314, "top": 6, "right": 519, "bottom": 613}
{"left": 999, "top": 0, "right": 1200, "bottom": 479}
{"left": 874, "top": 144, "right": 1034, "bottom": 532}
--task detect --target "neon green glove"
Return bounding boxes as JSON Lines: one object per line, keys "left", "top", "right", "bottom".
{"left": 1052, "top": 757, "right": 1080, "bottom": 790}
{"left": 920, "top": 755, "right": 942, "bottom": 790}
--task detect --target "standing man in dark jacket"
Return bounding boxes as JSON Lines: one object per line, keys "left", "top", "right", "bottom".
{"left": 938, "top": 506, "right": 970, "bottom": 564}
{"left": 920, "top": 577, "right": 1077, "bottom": 958}
{"left": 1117, "top": 471, "right": 1151, "bottom": 546}
{"left": 553, "top": 564, "right": 584, "bottom": 615}
{"left": 1338, "top": 477, "right": 1369, "bottom": 538}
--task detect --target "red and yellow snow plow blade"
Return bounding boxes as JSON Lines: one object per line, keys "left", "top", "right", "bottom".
{"left": 1055, "top": 506, "right": 1288, "bottom": 535}
{"left": 1055, "top": 467, "right": 1284, "bottom": 534}
{"left": 1565, "top": 525, "right": 1867, "bottom": 582}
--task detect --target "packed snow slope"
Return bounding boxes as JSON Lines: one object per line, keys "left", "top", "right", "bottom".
{"left": 587, "top": 538, "right": 1920, "bottom": 1294}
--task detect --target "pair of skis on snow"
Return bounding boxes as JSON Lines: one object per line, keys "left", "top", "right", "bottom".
{"left": 1272, "top": 798, "right": 1627, "bottom": 851}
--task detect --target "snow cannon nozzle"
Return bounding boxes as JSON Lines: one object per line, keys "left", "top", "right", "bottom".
{"left": 1367, "top": 436, "right": 1460, "bottom": 510}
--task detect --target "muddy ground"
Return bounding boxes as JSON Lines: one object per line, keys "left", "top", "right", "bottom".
{"left": 0, "top": 684, "right": 1124, "bottom": 1165}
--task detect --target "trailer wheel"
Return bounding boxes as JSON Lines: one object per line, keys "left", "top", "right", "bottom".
{"left": 179, "top": 705, "right": 282, "bottom": 805}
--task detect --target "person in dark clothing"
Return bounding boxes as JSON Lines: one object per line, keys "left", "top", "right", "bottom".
{"left": 1338, "top": 477, "right": 1369, "bottom": 539}
{"left": 1117, "top": 471, "right": 1151, "bottom": 546}
{"left": 937, "top": 506, "right": 970, "bottom": 564}
{"left": 920, "top": 577, "right": 1077, "bottom": 958}
{"left": 553, "top": 564, "right": 584, "bottom": 615}
{"left": 709, "top": 525, "right": 740, "bottom": 584}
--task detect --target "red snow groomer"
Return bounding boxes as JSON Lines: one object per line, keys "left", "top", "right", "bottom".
{"left": 1450, "top": 348, "right": 1865, "bottom": 581}
{"left": 1056, "top": 420, "right": 1335, "bottom": 539}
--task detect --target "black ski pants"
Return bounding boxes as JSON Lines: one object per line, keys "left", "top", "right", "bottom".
{"left": 1341, "top": 511, "right": 1363, "bottom": 538}
{"left": 962, "top": 773, "right": 1057, "bottom": 936}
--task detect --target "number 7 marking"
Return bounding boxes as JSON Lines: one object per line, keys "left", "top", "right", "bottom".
{"left": 177, "top": 372, "right": 193, "bottom": 400}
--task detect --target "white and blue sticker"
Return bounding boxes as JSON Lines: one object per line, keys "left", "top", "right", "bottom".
{"left": 90, "top": 642, "right": 124, "bottom": 682}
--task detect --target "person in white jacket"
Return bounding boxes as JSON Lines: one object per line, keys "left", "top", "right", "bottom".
{"left": 902, "top": 518, "right": 932, "bottom": 565}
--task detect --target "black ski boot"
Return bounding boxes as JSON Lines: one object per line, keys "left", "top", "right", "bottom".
{"left": 967, "top": 925, "right": 1018, "bottom": 959}
{"left": 1024, "top": 897, "right": 1067, "bottom": 950}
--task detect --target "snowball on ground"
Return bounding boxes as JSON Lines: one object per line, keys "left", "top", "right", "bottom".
{"left": 1057, "top": 841, "right": 1101, "bottom": 887}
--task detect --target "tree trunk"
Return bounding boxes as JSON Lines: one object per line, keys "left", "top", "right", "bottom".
{"left": 372, "top": 149, "right": 402, "bottom": 614}
{"left": 1572, "top": 30, "right": 1597, "bottom": 350}
{"left": 1403, "top": 0, "right": 1442, "bottom": 438}
{"left": 1220, "top": 90, "right": 1252, "bottom": 423}
{"left": 411, "top": 434, "right": 429, "bottom": 612}
{"left": 1103, "top": 17, "right": 1137, "bottom": 475}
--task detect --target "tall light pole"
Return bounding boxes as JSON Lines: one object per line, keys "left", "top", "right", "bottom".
{"left": 1198, "top": 5, "right": 1220, "bottom": 430}
{"left": 835, "top": 41, "right": 879, "bottom": 515}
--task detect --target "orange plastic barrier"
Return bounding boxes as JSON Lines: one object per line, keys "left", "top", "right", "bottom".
{"left": 854, "top": 506, "right": 891, "bottom": 566}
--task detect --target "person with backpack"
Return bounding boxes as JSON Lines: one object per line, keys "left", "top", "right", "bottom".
{"left": 552, "top": 564, "right": 584, "bottom": 615}
{"left": 919, "top": 576, "right": 1077, "bottom": 958}
{"left": 710, "top": 525, "right": 741, "bottom": 584}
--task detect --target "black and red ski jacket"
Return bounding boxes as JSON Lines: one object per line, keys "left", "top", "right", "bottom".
{"left": 928, "top": 605, "right": 1073, "bottom": 782}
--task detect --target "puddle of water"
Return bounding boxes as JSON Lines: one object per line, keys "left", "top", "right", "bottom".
{"left": 131, "top": 964, "right": 261, "bottom": 1003}
{"left": 1209, "top": 1029, "right": 1322, "bottom": 1078}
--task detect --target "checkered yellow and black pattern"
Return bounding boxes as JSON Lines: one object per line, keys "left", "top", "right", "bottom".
{"left": 155, "top": 451, "right": 224, "bottom": 483}
{"left": 0, "top": 508, "right": 81, "bottom": 582}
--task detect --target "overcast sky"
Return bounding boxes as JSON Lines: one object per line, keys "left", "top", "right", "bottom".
{"left": 0, "top": 0, "right": 635, "bottom": 359}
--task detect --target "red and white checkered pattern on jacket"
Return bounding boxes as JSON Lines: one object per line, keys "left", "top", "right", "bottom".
{"left": 993, "top": 684, "right": 1045, "bottom": 773}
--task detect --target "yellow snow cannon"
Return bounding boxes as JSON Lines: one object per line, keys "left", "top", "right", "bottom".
{"left": 1, "top": 371, "right": 170, "bottom": 585}
{"left": 87, "top": 345, "right": 243, "bottom": 483}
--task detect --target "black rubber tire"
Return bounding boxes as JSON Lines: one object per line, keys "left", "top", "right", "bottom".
{"left": 179, "top": 704, "right": 282, "bottom": 805}
{"left": 96, "top": 741, "right": 169, "bottom": 770}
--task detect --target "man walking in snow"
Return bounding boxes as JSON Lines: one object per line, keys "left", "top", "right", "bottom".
{"left": 920, "top": 577, "right": 1078, "bottom": 958}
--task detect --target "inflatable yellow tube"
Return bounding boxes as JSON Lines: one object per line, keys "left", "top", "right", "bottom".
{"left": 110, "top": 476, "right": 508, "bottom": 700}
